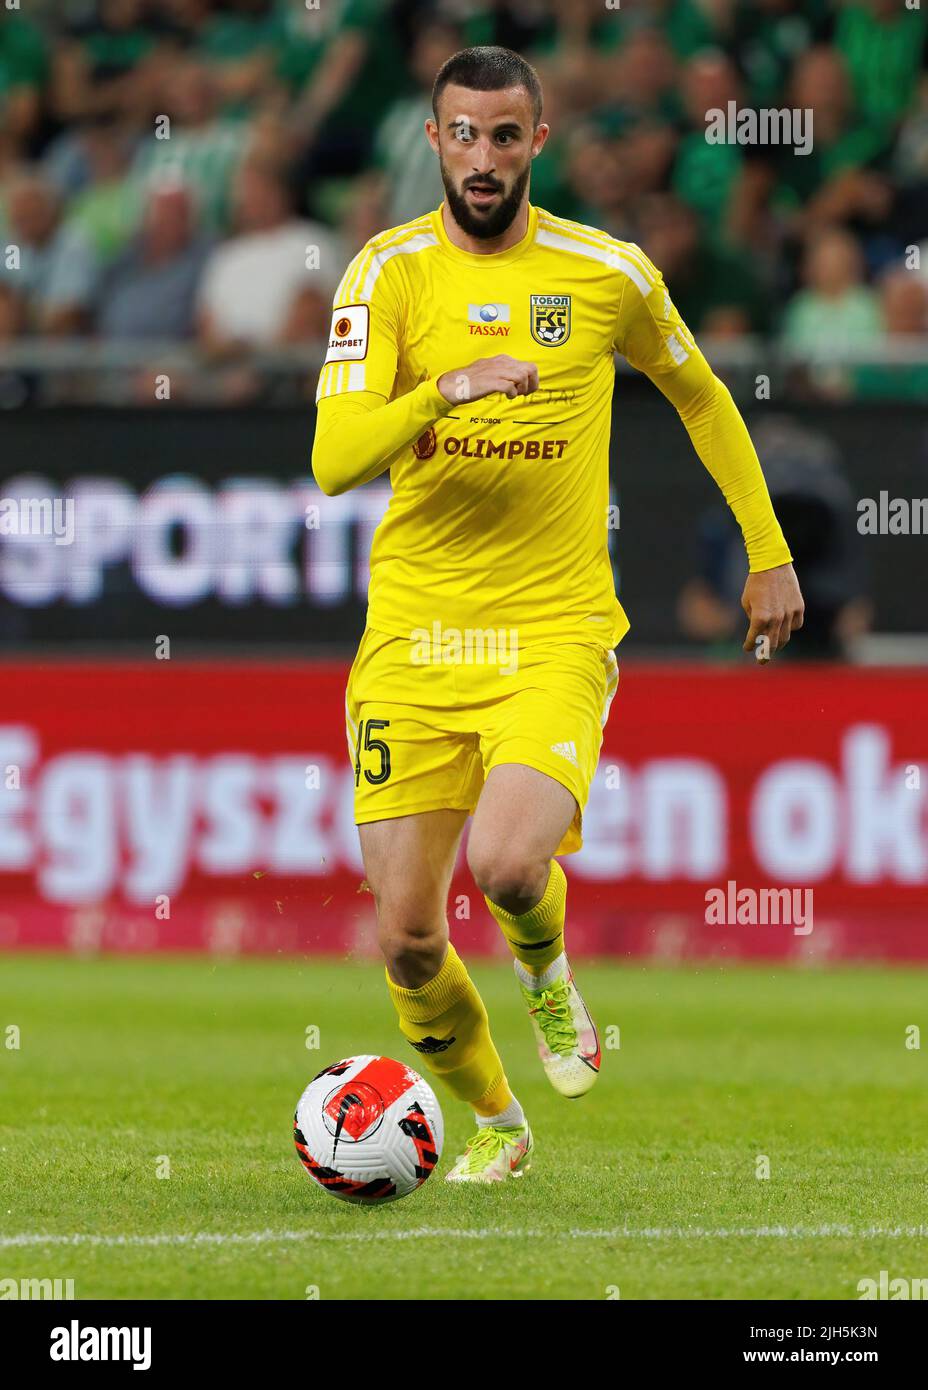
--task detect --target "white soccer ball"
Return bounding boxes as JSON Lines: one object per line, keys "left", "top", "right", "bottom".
{"left": 294, "top": 1055, "right": 444, "bottom": 1204}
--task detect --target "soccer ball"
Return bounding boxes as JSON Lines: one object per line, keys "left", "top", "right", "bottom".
{"left": 294, "top": 1055, "right": 444, "bottom": 1204}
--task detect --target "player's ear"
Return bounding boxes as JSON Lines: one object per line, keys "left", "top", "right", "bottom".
{"left": 425, "top": 118, "right": 440, "bottom": 155}
{"left": 531, "top": 123, "right": 550, "bottom": 159}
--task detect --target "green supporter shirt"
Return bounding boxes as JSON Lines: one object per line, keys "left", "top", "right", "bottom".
{"left": 67, "top": 179, "right": 143, "bottom": 262}
{"left": 732, "top": 0, "right": 831, "bottom": 108}
{"left": 275, "top": 0, "right": 411, "bottom": 132}
{"left": 781, "top": 287, "right": 883, "bottom": 361}
{"left": 773, "top": 119, "right": 895, "bottom": 210}
{"left": 78, "top": 26, "right": 157, "bottom": 75}
{"left": 0, "top": 14, "right": 48, "bottom": 99}
{"left": 853, "top": 362, "right": 928, "bottom": 402}
{"left": 667, "top": 241, "right": 772, "bottom": 335}
{"left": 835, "top": 3, "right": 928, "bottom": 127}
{"left": 672, "top": 132, "right": 742, "bottom": 237}
{"left": 660, "top": 0, "right": 728, "bottom": 60}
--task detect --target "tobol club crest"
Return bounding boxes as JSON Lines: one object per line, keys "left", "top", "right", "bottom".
{"left": 530, "top": 294, "right": 571, "bottom": 346}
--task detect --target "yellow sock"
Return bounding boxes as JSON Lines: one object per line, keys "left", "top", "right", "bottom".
{"left": 386, "top": 942, "right": 512, "bottom": 1117}
{"left": 485, "top": 859, "right": 567, "bottom": 973}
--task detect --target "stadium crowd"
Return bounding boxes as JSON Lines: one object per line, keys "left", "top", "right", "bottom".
{"left": 1, "top": 0, "right": 927, "bottom": 402}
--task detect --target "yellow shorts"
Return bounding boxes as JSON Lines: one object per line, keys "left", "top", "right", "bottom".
{"left": 345, "top": 627, "right": 620, "bottom": 854}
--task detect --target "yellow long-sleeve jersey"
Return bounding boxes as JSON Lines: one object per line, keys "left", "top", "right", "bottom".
{"left": 312, "top": 203, "right": 791, "bottom": 648}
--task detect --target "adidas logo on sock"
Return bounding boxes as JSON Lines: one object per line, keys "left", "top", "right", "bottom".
{"left": 550, "top": 740, "right": 578, "bottom": 766}
{"left": 409, "top": 1034, "right": 456, "bottom": 1054}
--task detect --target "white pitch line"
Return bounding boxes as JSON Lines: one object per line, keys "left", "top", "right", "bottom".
{"left": 2, "top": 1225, "right": 928, "bottom": 1249}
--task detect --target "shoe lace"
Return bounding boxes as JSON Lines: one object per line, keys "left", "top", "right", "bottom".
{"left": 458, "top": 1126, "right": 524, "bottom": 1173}
{"left": 523, "top": 978, "right": 577, "bottom": 1055}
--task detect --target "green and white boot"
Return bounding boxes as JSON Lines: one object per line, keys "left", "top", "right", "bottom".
{"left": 516, "top": 953, "right": 601, "bottom": 1098}
{"left": 445, "top": 1122, "right": 533, "bottom": 1183}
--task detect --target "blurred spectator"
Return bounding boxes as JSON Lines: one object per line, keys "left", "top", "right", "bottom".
{"left": 780, "top": 226, "right": 882, "bottom": 393}
{"left": 678, "top": 415, "right": 872, "bottom": 660}
{"left": 133, "top": 58, "right": 246, "bottom": 231}
{"left": 95, "top": 178, "right": 211, "bottom": 339}
{"left": 563, "top": 129, "right": 635, "bottom": 241}
{"left": 372, "top": 18, "right": 461, "bottom": 226}
{"left": 671, "top": 49, "right": 745, "bottom": 240}
{"left": 594, "top": 24, "right": 681, "bottom": 130}
{"left": 854, "top": 265, "right": 928, "bottom": 401}
{"left": 189, "top": 0, "right": 281, "bottom": 112}
{"left": 0, "top": 280, "right": 35, "bottom": 408}
{"left": 290, "top": 0, "right": 412, "bottom": 204}
{"left": 0, "top": 10, "right": 49, "bottom": 153}
{"left": 833, "top": 0, "right": 928, "bottom": 130}
{"left": 878, "top": 265, "right": 928, "bottom": 335}
{"left": 51, "top": 0, "right": 168, "bottom": 126}
{"left": 0, "top": 171, "right": 98, "bottom": 334}
{"left": 58, "top": 116, "right": 141, "bottom": 263}
{"left": 731, "top": 0, "right": 831, "bottom": 109}
{"left": 638, "top": 192, "right": 771, "bottom": 335}
{"left": 894, "top": 74, "right": 928, "bottom": 189}
{"left": 776, "top": 47, "right": 895, "bottom": 239}
{"left": 336, "top": 168, "right": 389, "bottom": 257}
{"left": 197, "top": 158, "right": 343, "bottom": 352}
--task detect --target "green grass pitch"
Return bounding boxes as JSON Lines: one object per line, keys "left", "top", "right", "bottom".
{"left": 1, "top": 954, "right": 926, "bottom": 1300}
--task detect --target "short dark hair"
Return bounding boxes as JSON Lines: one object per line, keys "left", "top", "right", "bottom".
{"left": 432, "top": 46, "right": 543, "bottom": 128}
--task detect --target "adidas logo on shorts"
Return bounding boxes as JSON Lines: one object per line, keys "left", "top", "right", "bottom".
{"left": 550, "top": 741, "right": 578, "bottom": 766}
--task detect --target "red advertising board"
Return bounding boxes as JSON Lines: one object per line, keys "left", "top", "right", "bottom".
{"left": 1, "top": 661, "right": 925, "bottom": 960}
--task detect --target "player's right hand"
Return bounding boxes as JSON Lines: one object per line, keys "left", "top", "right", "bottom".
{"left": 437, "top": 355, "right": 539, "bottom": 404}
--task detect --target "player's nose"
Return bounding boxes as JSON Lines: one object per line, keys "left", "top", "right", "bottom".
{"left": 471, "top": 137, "right": 496, "bottom": 169}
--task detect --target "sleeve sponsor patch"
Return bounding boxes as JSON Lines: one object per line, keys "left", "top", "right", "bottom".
{"left": 323, "top": 304, "right": 369, "bottom": 364}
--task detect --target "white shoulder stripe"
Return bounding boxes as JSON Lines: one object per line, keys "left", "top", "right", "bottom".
{"left": 336, "top": 220, "right": 434, "bottom": 304}
{"left": 538, "top": 212, "right": 630, "bottom": 253}
{"left": 535, "top": 226, "right": 655, "bottom": 297}
{"left": 358, "top": 231, "right": 438, "bottom": 302}
{"left": 537, "top": 216, "right": 658, "bottom": 284}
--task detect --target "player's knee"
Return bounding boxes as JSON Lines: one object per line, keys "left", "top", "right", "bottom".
{"left": 467, "top": 847, "right": 546, "bottom": 914}
{"left": 376, "top": 901, "right": 446, "bottom": 976}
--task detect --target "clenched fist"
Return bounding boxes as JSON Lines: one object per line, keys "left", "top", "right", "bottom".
{"left": 438, "top": 354, "right": 540, "bottom": 404}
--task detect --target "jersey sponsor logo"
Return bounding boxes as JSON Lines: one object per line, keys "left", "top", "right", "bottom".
{"left": 468, "top": 302, "right": 510, "bottom": 322}
{"left": 443, "top": 434, "right": 568, "bottom": 461}
{"left": 412, "top": 426, "right": 436, "bottom": 459}
{"left": 530, "top": 294, "right": 571, "bottom": 346}
{"left": 468, "top": 302, "right": 511, "bottom": 336}
{"left": 324, "top": 303, "right": 369, "bottom": 364}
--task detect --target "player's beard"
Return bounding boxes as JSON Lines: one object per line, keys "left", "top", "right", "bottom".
{"left": 440, "top": 157, "right": 531, "bottom": 240}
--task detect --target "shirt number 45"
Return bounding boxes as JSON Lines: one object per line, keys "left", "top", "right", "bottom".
{"left": 354, "top": 718, "right": 392, "bottom": 786}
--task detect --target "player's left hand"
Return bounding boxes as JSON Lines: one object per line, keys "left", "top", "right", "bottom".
{"left": 741, "top": 562, "right": 804, "bottom": 662}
